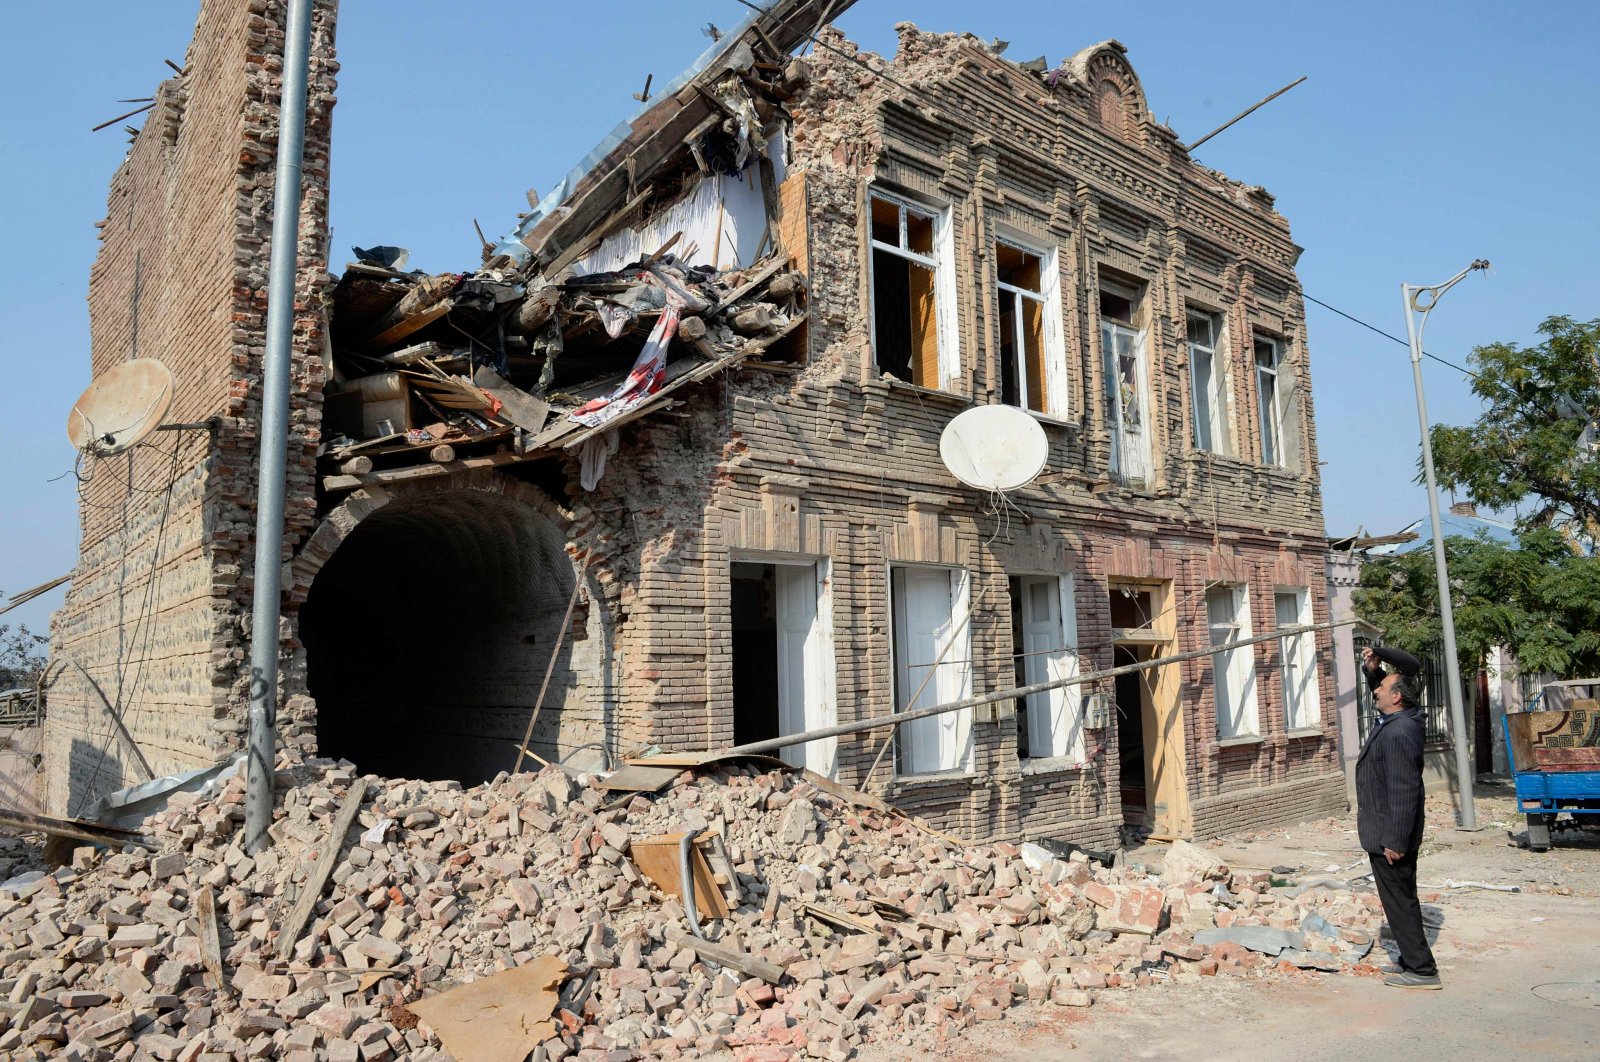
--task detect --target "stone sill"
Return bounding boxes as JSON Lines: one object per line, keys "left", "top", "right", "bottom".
{"left": 1020, "top": 757, "right": 1091, "bottom": 777}
{"left": 889, "top": 769, "right": 974, "bottom": 790}
{"left": 1285, "top": 727, "right": 1324, "bottom": 740}
{"left": 1214, "top": 735, "right": 1264, "bottom": 749}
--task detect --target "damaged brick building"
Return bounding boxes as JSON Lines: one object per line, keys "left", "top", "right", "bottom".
{"left": 47, "top": 0, "right": 1345, "bottom": 847}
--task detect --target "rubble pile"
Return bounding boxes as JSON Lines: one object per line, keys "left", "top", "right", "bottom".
{"left": 0, "top": 762, "right": 1388, "bottom": 1061}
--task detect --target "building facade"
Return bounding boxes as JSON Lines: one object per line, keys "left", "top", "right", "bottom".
{"left": 49, "top": 1, "right": 1344, "bottom": 845}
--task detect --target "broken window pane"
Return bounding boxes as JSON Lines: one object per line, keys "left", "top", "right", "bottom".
{"left": 1102, "top": 313, "right": 1150, "bottom": 485}
{"left": 1188, "top": 311, "right": 1227, "bottom": 455}
{"left": 870, "top": 190, "right": 945, "bottom": 389}
{"left": 997, "top": 242, "right": 1052, "bottom": 414}
{"left": 1255, "top": 337, "right": 1282, "bottom": 467}
{"left": 905, "top": 210, "right": 935, "bottom": 256}
{"left": 870, "top": 195, "right": 899, "bottom": 246}
{"left": 997, "top": 244, "right": 1041, "bottom": 292}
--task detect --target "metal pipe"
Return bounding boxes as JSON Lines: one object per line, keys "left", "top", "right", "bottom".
{"left": 1184, "top": 76, "right": 1307, "bottom": 153}
{"left": 679, "top": 827, "right": 706, "bottom": 939}
{"left": 1401, "top": 260, "right": 1489, "bottom": 831}
{"left": 720, "top": 617, "right": 1361, "bottom": 758}
{"left": 245, "top": 0, "right": 316, "bottom": 855}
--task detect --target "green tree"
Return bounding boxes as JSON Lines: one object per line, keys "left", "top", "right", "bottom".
{"left": 0, "top": 622, "right": 48, "bottom": 690}
{"left": 1354, "top": 528, "right": 1600, "bottom": 678}
{"left": 1429, "top": 315, "right": 1600, "bottom": 530}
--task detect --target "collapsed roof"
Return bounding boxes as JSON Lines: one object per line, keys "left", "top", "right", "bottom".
{"left": 319, "top": 0, "right": 856, "bottom": 495}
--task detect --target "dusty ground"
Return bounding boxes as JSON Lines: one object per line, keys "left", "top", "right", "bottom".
{"left": 862, "top": 780, "right": 1600, "bottom": 1062}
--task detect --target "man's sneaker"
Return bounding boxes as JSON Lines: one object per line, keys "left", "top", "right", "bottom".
{"left": 1380, "top": 963, "right": 1404, "bottom": 975}
{"left": 1384, "top": 971, "right": 1442, "bottom": 990}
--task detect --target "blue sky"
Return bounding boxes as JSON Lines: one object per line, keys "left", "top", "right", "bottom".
{"left": 2, "top": 1, "right": 1597, "bottom": 635}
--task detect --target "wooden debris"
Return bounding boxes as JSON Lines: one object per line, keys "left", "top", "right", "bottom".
{"left": 628, "top": 833, "right": 730, "bottom": 918}
{"left": 275, "top": 779, "right": 369, "bottom": 960}
{"left": 663, "top": 927, "right": 786, "bottom": 984}
{"left": 194, "top": 885, "right": 227, "bottom": 993}
{"left": 406, "top": 957, "right": 567, "bottom": 1062}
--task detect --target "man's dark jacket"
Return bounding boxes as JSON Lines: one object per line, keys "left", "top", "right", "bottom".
{"left": 1355, "top": 700, "right": 1427, "bottom": 855}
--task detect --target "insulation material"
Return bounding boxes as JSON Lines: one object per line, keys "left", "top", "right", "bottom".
{"left": 572, "top": 141, "right": 788, "bottom": 277}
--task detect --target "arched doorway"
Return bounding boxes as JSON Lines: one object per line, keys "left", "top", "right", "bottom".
{"left": 299, "top": 487, "right": 586, "bottom": 784}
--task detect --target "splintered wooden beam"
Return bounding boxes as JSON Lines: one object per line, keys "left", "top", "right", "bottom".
{"left": 195, "top": 886, "right": 227, "bottom": 992}
{"left": 276, "top": 780, "right": 369, "bottom": 960}
{"left": 0, "top": 807, "right": 154, "bottom": 849}
{"left": 664, "top": 927, "right": 786, "bottom": 983}
{"left": 366, "top": 299, "right": 453, "bottom": 349}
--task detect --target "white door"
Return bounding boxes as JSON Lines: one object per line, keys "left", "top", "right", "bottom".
{"left": 775, "top": 563, "right": 836, "bottom": 776}
{"left": 1020, "top": 576, "right": 1082, "bottom": 760}
{"left": 893, "top": 568, "right": 971, "bottom": 774}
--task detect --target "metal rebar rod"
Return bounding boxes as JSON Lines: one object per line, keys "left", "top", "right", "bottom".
{"left": 719, "top": 617, "right": 1360, "bottom": 758}
{"left": 245, "top": 0, "right": 315, "bottom": 855}
{"left": 1184, "top": 76, "right": 1307, "bottom": 153}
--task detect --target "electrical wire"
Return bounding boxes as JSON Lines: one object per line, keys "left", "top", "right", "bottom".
{"left": 1302, "top": 293, "right": 1480, "bottom": 380}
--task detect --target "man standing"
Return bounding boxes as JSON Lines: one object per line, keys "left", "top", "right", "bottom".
{"left": 1355, "top": 645, "right": 1441, "bottom": 989}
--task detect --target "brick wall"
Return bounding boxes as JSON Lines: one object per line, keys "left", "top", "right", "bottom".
{"left": 561, "top": 26, "right": 1343, "bottom": 841}
{"left": 46, "top": 0, "right": 338, "bottom": 814}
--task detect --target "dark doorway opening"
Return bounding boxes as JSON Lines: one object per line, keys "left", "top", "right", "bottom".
{"left": 731, "top": 563, "right": 779, "bottom": 748}
{"left": 1115, "top": 643, "right": 1148, "bottom": 824}
{"left": 301, "top": 490, "right": 580, "bottom": 785}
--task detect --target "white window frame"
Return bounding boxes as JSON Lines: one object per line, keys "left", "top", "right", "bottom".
{"left": 1187, "top": 310, "right": 1231, "bottom": 455}
{"left": 1101, "top": 279, "right": 1152, "bottom": 485}
{"left": 1015, "top": 573, "right": 1084, "bottom": 763}
{"left": 867, "top": 188, "right": 960, "bottom": 390}
{"left": 889, "top": 564, "right": 973, "bottom": 776}
{"left": 1208, "top": 583, "right": 1259, "bottom": 739}
{"left": 1255, "top": 336, "right": 1285, "bottom": 467}
{"left": 1275, "top": 588, "right": 1321, "bottom": 732}
{"left": 994, "top": 233, "right": 1068, "bottom": 417}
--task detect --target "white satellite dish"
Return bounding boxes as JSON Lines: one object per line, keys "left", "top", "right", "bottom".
{"left": 66, "top": 358, "right": 176, "bottom": 457}
{"left": 939, "top": 405, "right": 1049, "bottom": 492}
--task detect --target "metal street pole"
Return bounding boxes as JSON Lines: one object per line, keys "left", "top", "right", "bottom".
{"left": 245, "top": 0, "right": 316, "bottom": 854}
{"left": 1400, "top": 259, "right": 1489, "bottom": 831}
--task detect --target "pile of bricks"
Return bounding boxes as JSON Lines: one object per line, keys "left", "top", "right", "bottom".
{"left": 0, "top": 760, "right": 1385, "bottom": 1061}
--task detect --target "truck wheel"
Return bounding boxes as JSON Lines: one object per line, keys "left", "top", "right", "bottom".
{"left": 1527, "top": 813, "right": 1552, "bottom": 852}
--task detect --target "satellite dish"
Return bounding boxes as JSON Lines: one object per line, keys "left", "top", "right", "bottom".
{"left": 66, "top": 359, "right": 176, "bottom": 457}
{"left": 939, "top": 405, "right": 1049, "bottom": 492}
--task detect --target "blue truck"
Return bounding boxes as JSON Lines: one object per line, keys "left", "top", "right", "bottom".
{"left": 1503, "top": 678, "right": 1600, "bottom": 852}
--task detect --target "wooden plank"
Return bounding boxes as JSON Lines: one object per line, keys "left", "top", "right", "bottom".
{"left": 367, "top": 299, "right": 452, "bottom": 349}
{"left": 800, "top": 902, "right": 884, "bottom": 938}
{"left": 276, "top": 779, "right": 369, "bottom": 960}
{"left": 473, "top": 366, "right": 551, "bottom": 431}
{"left": 629, "top": 833, "right": 730, "bottom": 918}
{"left": 195, "top": 885, "right": 227, "bottom": 993}
{"left": 322, "top": 451, "right": 532, "bottom": 492}
{"left": 663, "top": 927, "right": 785, "bottom": 984}
{"left": 0, "top": 807, "right": 154, "bottom": 849}
{"left": 711, "top": 257, "right": 790, "bottom": 314}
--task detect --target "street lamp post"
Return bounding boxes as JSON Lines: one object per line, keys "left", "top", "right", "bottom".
{"left": 1401, "top": 259, "right": 1489, "bottom": 831}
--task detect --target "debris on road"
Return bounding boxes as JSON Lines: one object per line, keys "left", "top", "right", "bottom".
{"left": 0, "top": 754, "right": 1406, "bottom": 1060}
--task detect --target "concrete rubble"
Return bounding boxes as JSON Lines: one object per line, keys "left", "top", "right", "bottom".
{"left": 0, "top": 759, "right": 1396, "bottom": 1061}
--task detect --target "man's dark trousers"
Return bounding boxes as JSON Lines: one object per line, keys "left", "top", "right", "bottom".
{"left": 1370, "top": 847, "right": 1436, "bottom": 975}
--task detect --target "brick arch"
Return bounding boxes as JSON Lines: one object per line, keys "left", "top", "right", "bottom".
{"left": 279, "top": 470, "right": 615, "bottom": 779}
{"left": 286, "top": 470, "right": 580, "bottom": 606}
